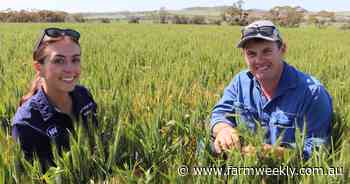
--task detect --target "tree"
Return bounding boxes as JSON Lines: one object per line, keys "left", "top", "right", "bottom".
{"left": 159, "top": 7, "right": 168, "bottom": 24}
{"left": 171, "top": 15, "right": 190, "bottom": 24}
{"left": 100, "top": 18, "right": 111, "bottom": 23}
{"left": 236, "top": 0, "right": 244, "bottom": 20}
{"left": 191, "top": 15, "right": 206, "bottom": 25}
{"left": 222, "top": 0, "right": 248, "bottom": 26}
{"left": 72, "top": 14, "right": 85, "bottom": 23}
{"left": 317, "top": 10, "right": 335, "bottom": 21}
{"left": 269, "top": 6, "right": 305, "bottom": 27}
{"left": 128, "top": 16, "right": 140, "bottom": 24}
{"left": 307, "top": 11, "right": 335, "bottom": 28}
{"left": 0, "top": 10, "right": 69, "bottom": 23}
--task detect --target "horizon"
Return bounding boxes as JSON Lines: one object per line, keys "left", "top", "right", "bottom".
{"left": 1, "top": 0, "right": 350, "bottom": 13}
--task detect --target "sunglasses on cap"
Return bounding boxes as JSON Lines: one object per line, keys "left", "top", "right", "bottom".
{"left": 241, "top": 26, "right": 276, "bottom": 39}
{"left": 33, "top": 28, "right": 80, "bottom": 55}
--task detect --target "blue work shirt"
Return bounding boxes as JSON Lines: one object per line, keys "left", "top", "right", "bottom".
{"left": 12, "top": 85, "right": 98, "bottom": 168}
{"left": 211, "top": 62, "right": 332, "bottom": 159}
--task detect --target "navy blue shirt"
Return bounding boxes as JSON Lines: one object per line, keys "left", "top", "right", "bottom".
{"left": 12, "top": 85, "right": 98, "bottom": 167}
{"left": 211, "top": 62, "right": 333, "bottom": 159}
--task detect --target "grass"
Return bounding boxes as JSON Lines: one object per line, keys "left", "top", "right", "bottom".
{"left": 0, "top": 23, "right": 349, "bottom": 183}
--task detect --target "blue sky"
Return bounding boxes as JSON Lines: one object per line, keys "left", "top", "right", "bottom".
{"left": 1, "top": 0, "right": 349, "bottom": 13}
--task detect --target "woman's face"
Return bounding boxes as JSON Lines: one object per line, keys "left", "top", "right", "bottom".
{"left": 36, "top": 37, "right": 81, "bottom": 95}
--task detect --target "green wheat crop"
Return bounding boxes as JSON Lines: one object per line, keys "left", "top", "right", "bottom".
{"left": 0, "top": 23, "right": 349, "bottom": 183}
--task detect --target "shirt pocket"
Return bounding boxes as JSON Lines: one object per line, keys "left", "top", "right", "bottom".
{"left": 270, "top": 110, "right": 297, "bottom": 129}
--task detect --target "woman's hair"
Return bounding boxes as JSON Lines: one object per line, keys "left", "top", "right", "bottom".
{"left": 19, "top": 37, "right": 80, "bottom": 106}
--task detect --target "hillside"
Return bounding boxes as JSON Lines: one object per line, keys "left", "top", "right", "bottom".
{"left": 77, "top": 6, "right": 350, "bottom": 21}
{"left": 78, "top": 6, "right": 232, "bottom": 19}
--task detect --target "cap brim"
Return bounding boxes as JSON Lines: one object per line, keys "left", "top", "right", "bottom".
{"left": 236, "top": 35, "right": 277, "bottom": 48}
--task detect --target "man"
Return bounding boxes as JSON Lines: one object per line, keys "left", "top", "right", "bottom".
{"left": 210, "top": 20, "right": 332, "bottom": 160}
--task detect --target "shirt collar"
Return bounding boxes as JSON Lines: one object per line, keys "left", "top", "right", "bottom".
{"left": 30, "top": 87, "right": 56, "bottom": 122}
{"left": 247, "top": 61, "right": 298, "bottom": 98}
{"left": 30, "top": 86, "right": 85, "bottom": 122}
{"left": 274, "top": 61, "right": 298, "bottom": 98}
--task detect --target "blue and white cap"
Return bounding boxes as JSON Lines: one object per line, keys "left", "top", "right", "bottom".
{"left": 237, "top": 20, "right": 283, "bottom": 48}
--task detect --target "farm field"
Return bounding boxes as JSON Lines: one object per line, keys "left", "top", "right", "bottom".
{"left": 0, "top": 23, "right": 350, "bottom": 183}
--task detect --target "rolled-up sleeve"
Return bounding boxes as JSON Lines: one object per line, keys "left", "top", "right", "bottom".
{"left": 302, "top": 86, "right": 332, "bottom": 159}
{"left": 210, "top": 77, "right": 238, "bottom": 133}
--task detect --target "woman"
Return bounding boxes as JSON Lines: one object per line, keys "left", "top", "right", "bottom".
{"left": 12, "top": 28, "right": 98, "bottom": 169}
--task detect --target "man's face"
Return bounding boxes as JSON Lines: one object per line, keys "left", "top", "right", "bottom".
{"left": 242, "top": 40, "right": 285, "bottom": 82}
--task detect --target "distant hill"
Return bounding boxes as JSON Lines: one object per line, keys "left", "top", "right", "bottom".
{"left": 78, "top": 6, "right": 234, "bottom": 19}
{"left": 76, "top": 6, "right": 350, "bottom": 21}
{"left": 337, "top": 11, "right": 350, "bottom": 16}
{"left": 182, "top": 6, "right": 231, "bottom": 12}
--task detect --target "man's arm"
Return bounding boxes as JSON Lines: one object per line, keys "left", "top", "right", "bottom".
{"left": 302, "top": 85, "right": 332, "bottom": 160}
{"left": 211, "top": 77, "right": 241, "bottom": 153}
{"left": 211, "top": 78, "right": 238, "bottom": 133}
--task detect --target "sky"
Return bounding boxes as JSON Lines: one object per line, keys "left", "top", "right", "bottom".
{"left": 0, "top": 0, "right": 349, "bottom": 13}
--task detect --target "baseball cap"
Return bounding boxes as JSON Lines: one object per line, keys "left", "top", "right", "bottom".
{"left": 236, "top": 20, "right": 283, "bottom": 48}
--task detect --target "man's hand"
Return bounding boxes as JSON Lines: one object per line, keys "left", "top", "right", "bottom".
{"left": 241, "top": 145, "right": 256, "bottom": 156}
{"left": 240, "top": 144, "right": 285, "bottom": 158}
{"left": 213, "top": 123, "right": 240, "bottom": 154}
{"left": 212, "top": 123, "right": 286, "bottom": 158}
{"left": 239, "top": 144, "right": 286, "bottom": 158}
{"left": 261, "top": 144, "right": 285, "bottom": 158}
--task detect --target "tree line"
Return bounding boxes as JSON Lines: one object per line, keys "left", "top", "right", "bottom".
{"left": 0, "top": 5, "right": 346, "bottom": 29}
{"left": 0, "top": 10, "right": 85, "bottom": 22}
{"left": 156, "top": 3, "right": 340, "bottom": 28}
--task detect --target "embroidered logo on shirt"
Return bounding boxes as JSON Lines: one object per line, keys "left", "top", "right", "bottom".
{"left": 47, "top": 126, "right": 59, "bottom": 137}
{"left": 271, "top": 109, "right": 297, "bottom": 128}
{"left": 79, "top": 102, "right": 95, "bottom": 116}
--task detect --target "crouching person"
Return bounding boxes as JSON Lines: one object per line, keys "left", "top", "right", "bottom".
{"left": 12, "top": 28, "right": 98, "bottom": 171}
{"left": 210, "top": 20, "right": 333, "bottom": 160}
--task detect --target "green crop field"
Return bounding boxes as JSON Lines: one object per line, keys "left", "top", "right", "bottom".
{"left": 0, "top": 23, "right": 349, "bottom": 183}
